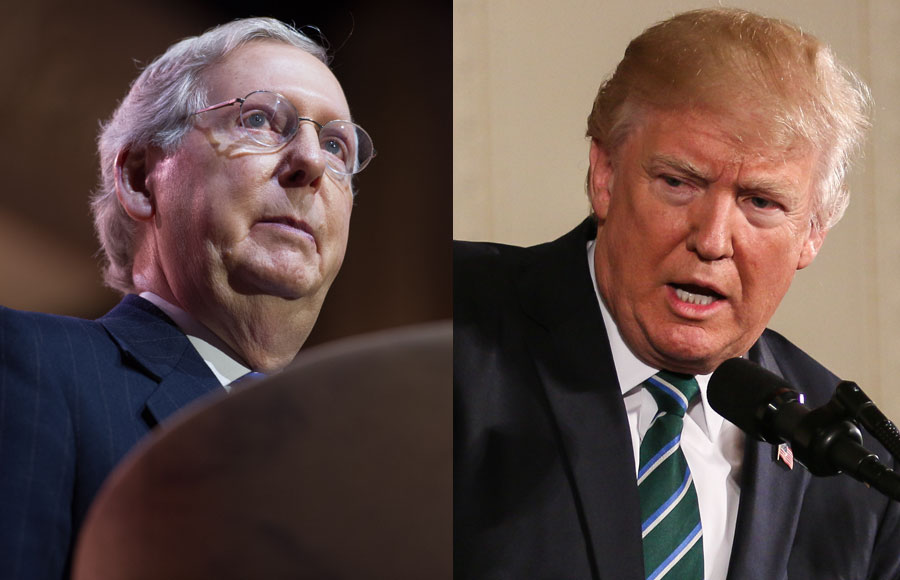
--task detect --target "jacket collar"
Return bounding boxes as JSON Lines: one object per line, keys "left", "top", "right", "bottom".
{"left": 99, "top": 294, "right": 223, "bottom": 427}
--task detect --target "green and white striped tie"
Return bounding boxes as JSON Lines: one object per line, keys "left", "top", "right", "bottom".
{"left": 637, "top": 371, "right": 704, "bottom": 580}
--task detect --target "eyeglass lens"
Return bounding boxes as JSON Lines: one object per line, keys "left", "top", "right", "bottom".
{"left": 239, "top": 91, "right": 374, "bottom": 175}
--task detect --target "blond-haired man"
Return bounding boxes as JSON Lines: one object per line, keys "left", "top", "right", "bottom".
{"left": 455, "top": 9, "right": 899, "bottom": 579}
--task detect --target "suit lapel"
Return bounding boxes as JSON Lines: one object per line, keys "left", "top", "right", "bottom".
{"left": 507, "top": 221, "right": 816, "bottom": 580}
{"left": 99, "top": 295, "right": 223, "bottom": 427}
{"left": 515, "top": 220, "right": 645, "bottom": 580}
{"left": 725, "top": 336, "right": 811, "bottom": 580}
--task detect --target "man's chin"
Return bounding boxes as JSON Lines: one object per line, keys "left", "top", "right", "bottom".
{"left": 642, "top": 330, "right": 748, "bottom": 375}
{"left": 654, "top": 345, "right": 749, "bottom": 375}
{"left": 225, "top": 266, "right": 323, "bottom": 300}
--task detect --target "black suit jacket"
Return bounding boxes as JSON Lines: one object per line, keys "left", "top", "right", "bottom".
{"left": 454, "top": 220, "right": 900, "bottom": 579}
{"left": 0, "top": 294, "right": 223, "bottom": 579}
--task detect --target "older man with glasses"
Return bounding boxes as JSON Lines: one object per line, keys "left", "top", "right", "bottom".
{"left": 0, "top": 17, "right": 374, "bottom": 579}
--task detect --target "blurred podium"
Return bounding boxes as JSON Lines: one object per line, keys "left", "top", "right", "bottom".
{"left": 72, "top": 321, "right": 451, "bottom": 580}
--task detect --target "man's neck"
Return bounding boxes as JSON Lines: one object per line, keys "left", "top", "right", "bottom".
{"left": 139, "top": 292, "right": 251, "bottom": 386}
{"left": 139, "top": 285, "right": 319, "bottom": 373}
{"left": 202, "top": 296, "right": 318, "bottom": 373}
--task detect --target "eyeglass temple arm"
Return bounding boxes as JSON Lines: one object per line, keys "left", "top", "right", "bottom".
{"left": 193, "top": 97, "right": 244, "bottom": 116}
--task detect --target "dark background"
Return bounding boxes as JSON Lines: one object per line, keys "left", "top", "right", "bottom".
{"left": 0, "top": 0, "right": 451, "bottom": 347}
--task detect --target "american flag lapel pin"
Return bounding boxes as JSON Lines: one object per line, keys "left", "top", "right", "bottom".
{"left": 774, "top": 442, "right": 794, "bottom": 470}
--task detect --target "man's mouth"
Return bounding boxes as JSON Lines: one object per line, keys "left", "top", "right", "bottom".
{"left": 260, "top": 216, "right": 311, "bottom": 232}
{"left": 672, "top": 284, "right": 724, "bottom": 306}
{"left": 255, "top": 216, "right": 315, "bottom": 243}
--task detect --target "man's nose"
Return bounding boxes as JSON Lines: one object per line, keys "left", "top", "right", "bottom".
{"left": 277, "top": 124, "right": 327, "bottom": 189}
{"left": 685, "top": 193, "right": 735, "bottom": 261}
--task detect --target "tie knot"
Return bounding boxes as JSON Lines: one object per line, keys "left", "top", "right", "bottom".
{"left": 644, "top": 371, "right": 699, "bottom": 418}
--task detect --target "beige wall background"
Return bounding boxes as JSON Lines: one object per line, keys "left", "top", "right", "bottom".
{"left": 454, "top": 0, "right": 900, "bottom": 420}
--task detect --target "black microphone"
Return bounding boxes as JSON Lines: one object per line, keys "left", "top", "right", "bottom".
{"left": 832, "top": 381, "right": 900, "bottom": 462}
{"left": 708, "top": 357, "right": 900, "bottom": 501}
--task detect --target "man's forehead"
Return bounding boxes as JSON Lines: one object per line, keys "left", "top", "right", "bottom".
{"left": 205, "top": 41, "right": 350, "bottom": 118}
{"left": 636, "top": 108, "right": 814, "bottom": 161}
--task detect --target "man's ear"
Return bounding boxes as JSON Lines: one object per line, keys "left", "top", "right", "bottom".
{"left": 588, "top": 138, "right": 615, "bottom": 222}
{"left": 797, "top": 224, "right": 827, "bottom": 270}
{"left": 115, "top": 147, "right": 155, "bottom": 221}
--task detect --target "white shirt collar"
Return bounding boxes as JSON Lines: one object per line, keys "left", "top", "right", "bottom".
{"left": 139, "top": 292, "right": 251, "bottom": 389}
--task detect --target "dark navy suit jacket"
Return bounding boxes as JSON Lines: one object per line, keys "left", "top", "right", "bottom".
{"left": 0, "top": 294, "right": 222, "bottom": 579}
{"left": 454, "top": 220, "right": 900, "bottom": 579}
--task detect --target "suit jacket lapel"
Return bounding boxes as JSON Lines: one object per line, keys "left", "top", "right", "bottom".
{"left": 510, "top": 221, "right": 812, "bottom": 580}
{"left": 725, "top": 336, "right": 811, "bottom": 580}
{"left": 99, "top": 294, "right": 223, "bottom": 427}
{"left": 515, "top": 220, "right": 645, "bottom": 580}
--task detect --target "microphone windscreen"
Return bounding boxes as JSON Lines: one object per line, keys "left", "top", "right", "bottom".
{"left": 708, "top": 357, "right": 793, "bottom": 437}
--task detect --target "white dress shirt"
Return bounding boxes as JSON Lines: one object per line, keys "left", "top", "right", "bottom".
{"left": 140, "top": 292, "right": 251, "bottom": 390}
{"left": 586, "top": 241, "right": 744, "bottom": 580}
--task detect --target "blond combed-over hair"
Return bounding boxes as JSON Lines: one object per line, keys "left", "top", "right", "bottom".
{"left": 586, "top": 8, "right": 872, "bottom": 233}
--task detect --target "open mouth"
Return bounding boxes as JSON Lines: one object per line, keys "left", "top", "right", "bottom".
{"left": 671, "top": 283, "right": 724, "bottom": 306}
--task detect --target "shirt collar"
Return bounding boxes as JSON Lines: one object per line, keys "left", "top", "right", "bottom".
{"left": 139, "top": 292, "right": 251, "bottom": 388}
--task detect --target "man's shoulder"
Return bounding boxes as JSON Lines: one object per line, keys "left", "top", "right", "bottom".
{"left": 454, "top": 239, "right": 529, "bottom": 302}
{"left": 0, "top": 303, "right": 107, "bottom": 342}
{"left": 453, "top": 237, "right": 557, "bottom": 317}
{"left": 456, "top": 219, "right": 594, "bottom": 265}
{"left": 1, "top": 294, "right": 155, "bottom": 334}
{"left": 0, "top": 294, "right": 176, "bottom": 362}
{"left": 454, "top": 239, "right": 529, "bottom": 277}
{"left": 455, "top": 218, "right": 597, "bottom": 296}
{"left": 0, "top": 300, "right": 139, "bottom": 387}
{"left": 755, "top": 327, "right": 840, "bottom": 405}
{"left": 454, "top": 241, "right": 524, "bottom": 333}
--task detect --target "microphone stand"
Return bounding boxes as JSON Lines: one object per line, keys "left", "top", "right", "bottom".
{"left": 709, "top": 357, "right": 900, "bottom": 501}
{"left": 798, "top": 385, "right": 900, "bottom": 502}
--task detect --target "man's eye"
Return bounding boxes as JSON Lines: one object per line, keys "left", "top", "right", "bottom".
{"left": 243, "top": 110, "right": 272, "bottom": 130}
{"left": 322, "top": 138, "right": 346, "bottom": 158}
{"left": 662, "top": 176, "right": 684, "bottom": 188}
{"left": 749, "top": 196, "right": 774, "bottom": 209}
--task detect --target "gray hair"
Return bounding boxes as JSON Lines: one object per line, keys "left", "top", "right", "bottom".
{"left": 92, "top": 17, "right": 328, "bottom": 294}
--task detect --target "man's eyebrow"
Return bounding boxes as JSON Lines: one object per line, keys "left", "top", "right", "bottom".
{"left": 646, "top": 153, "right": 799, "bottom": 198}
{"left": 735, "top": 177, "right": 796, "bottom": 199}
{"left": 644, "top": 154, "right": 709, "bottom": 181}
{"left": 266, "top": 88, "right": 353, "bottom": 122}
{"left": 736, "top": 163, "right": 800, "bottom": 199}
